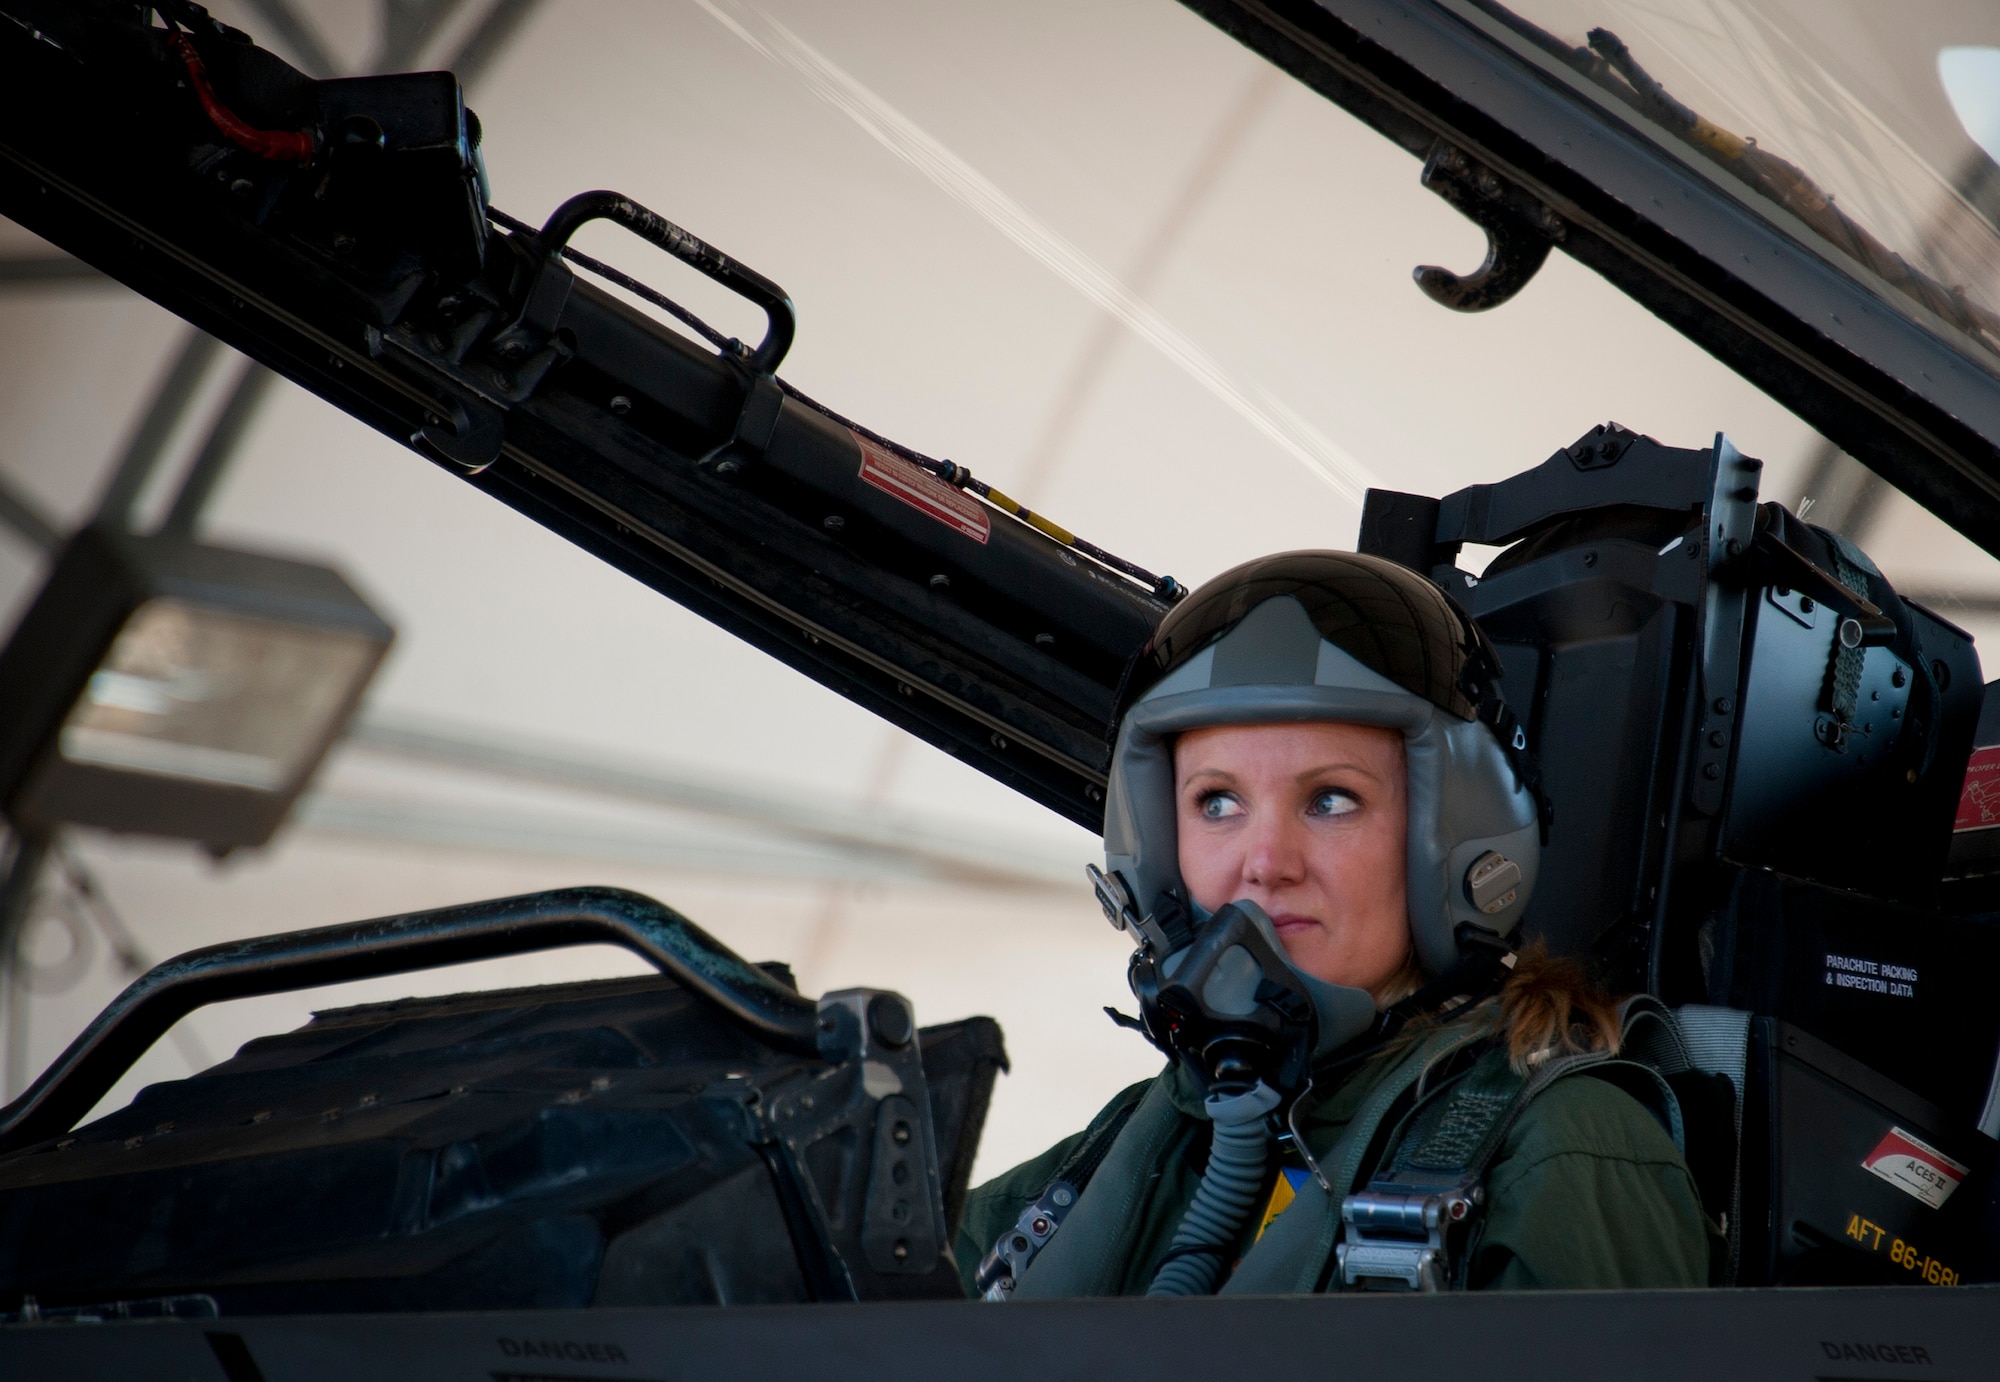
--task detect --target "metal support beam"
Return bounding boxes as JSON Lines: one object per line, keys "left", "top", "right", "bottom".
{"left": 447, "top": 0, "right": 543, "bottom": 85}
{"left": 0, "top": 470, "right": 56, "bottom": 552}
{"left": 237, "top": 0, "right": 336, "bottom": 78}
{"left": 158, "top": 362, "right": 277, "bottom": 537}
{"left": 1898, "top": 589, "right": 2000, "bottom": 618}
{"left": 0, "top": 829, "right": 52, "bottom": 1100}
{"left": 90, "top": 330, "right": 224, "bottom": 530}
{"left": 338, "top": 714, "right": 1082, "bottom": 889}
{"left": 1792, "top": 441, "right": 1891, "bottom": 545}
{"left": 0, "top": 255, "right": 108, "bottom": 288}
{"left": 375, "top": 0, "right": 469, "bottom": 73}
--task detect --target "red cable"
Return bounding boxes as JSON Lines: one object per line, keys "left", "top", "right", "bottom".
{"left": 171, "top": 32, "right": 315, "bottom": 165}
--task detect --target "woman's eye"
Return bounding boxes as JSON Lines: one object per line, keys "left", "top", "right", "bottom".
{"left": 1307, "top": 789, "right": 1359, "bottom": 818}
{"left": 1198, "top": 792, "right": 1245, "bottom": 820}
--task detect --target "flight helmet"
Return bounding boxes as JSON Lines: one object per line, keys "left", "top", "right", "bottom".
{"left": 1096, "top": 551, "right": 1542, "bottom": 1068}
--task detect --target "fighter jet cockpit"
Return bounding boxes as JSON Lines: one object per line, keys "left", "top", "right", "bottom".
{"left": 0, "top": 2, "right": 1996, "bottom": 1377}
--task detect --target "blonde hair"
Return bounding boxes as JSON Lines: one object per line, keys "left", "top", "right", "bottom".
{"left": 1489, "top": 942, "right": 1623, "bottom": 1072}
{"left": 1388, "top": 941, "right": 1623, "bottom": 1074}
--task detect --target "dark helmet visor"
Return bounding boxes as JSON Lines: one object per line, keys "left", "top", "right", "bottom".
{"left": 1137, "top": 551, "right": 1490, "bottom": 721}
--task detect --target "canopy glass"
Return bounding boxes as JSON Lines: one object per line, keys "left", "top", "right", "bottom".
{"left": 1465, "top": 0, "right": 2000, "bottom": 370}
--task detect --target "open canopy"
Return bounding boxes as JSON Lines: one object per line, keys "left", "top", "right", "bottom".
{"left": 1187, "top": 0, "right": 2000, "bottom": 555}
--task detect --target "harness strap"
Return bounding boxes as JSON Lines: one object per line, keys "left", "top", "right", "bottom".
{"left": 1337, "top": 1040, "right": 1623, "bottom": 1290}
{"left": 1006, "top": 1078, "right": 1187, "bottom": 1300}
{"left": 1334, "top": 1047, "right": 1517, "bottom": 1289}
{"left": 1672, "top": 1003, "right": 1752, "bottom": 1284}
{"left": 1058, "top": 1079, "right": 1151, "bottom": 1189}
{"left": 975, "top": 1078, "right": 1151, "bottom": 1300}
{"left": 1003, "top": 999, "right": 1712, "bottom": 1300}
{"left": 1240, "top": 999, "right": 1697, "bottom": 1296}
{"left": 1335, "top": 998, "right": 1701, "bottom": 1292}
{"left": 1221, "top": 1021, "right": 1490, "bottom": 1296}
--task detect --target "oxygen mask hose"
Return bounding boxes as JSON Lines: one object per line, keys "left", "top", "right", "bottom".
{"left": 1145, "top": 1081, "right": 1282, "bottom": 1296}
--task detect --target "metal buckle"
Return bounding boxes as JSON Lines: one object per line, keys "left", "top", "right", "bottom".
{"left": 974, "top": 1178, "right": 1079, "bottom": 1301}
{"left": 1085, "top": 864, "right": 1171, "bottom": 954}
{"left": 1335, "top": 1176, "right": 1483, "bottom": 1291}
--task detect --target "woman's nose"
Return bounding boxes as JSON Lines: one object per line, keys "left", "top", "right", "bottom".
{"left": 1240, "top": 815, "right": 1306, "bottom": 889}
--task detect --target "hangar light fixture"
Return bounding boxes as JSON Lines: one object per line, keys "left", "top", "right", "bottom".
{"left": 0, "top": 526, "right": 392, "bottom": 851}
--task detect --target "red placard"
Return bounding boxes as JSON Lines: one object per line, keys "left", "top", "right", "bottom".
{"left": 1861, "top": 1126, "right": 1968, "bottom": 1209}
{"left": 1953, "top": 744, "right": 2000, "bottom": 832}
{"left": 854, "top": 434, "right": 990, "bottom": 545}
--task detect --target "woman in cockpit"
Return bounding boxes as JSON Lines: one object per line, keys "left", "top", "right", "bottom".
{"left": 958, "top": 552, "right": 1718, "bottom": 1297}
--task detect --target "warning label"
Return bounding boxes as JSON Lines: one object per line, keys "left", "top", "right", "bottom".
{"left": 853, "top": 434, "right": 990, "bottom": 544}
{"left": 1862, "top": 1126, "right": 1968, "bottom": 1210}
{"left": 1953, "top": 744, "right": 2000, "bottom": 830}
{"left": 1823, "top": 952, "right": 1917, "bottom": 998}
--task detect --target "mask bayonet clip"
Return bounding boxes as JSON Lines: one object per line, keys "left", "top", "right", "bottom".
{"left": 1086, "top": 864, "right": 1172, "bottom": 955}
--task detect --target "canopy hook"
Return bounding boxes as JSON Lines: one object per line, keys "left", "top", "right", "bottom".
{"left": 1413, "top": 142, "right": 1562, "bottom": 312}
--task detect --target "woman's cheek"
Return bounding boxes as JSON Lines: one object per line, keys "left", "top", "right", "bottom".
{"left": 1178, "top": 819, "right": 1236, "bottom": 912}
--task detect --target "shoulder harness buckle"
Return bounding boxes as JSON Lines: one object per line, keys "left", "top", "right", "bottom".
{"left": 1332, "top": 997, "right": 1696, "bottom": 1294}
{"left": 1335, "top": 1173, "right": 1484, "bottom": 1291}
{"left": 1332, "top": 1042, "right": 1525, "bottom": 1293}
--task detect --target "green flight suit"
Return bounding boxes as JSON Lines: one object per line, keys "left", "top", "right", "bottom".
{"left": 957, "top": 1034, "right": 1719, "bottom": 1296}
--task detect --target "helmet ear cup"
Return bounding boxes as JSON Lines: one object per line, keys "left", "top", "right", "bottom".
{"left": 1465, "top": 851, "right": 1525, "bottom": 915}
{"left": 1444, "top": 826, "right": 1537, "bottom": 936}
{"left": 1403, "top": 715, "right": 1540, "bottom": 974}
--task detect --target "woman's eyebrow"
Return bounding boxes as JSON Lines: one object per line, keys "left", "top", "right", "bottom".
{"left": 1292, "top": 759, "right": 1382, "bottom": 783}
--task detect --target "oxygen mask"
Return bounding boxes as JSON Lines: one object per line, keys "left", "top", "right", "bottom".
{"left": 1133, "top": 900, "right": 1314, "bottom": 1097}
{"left": 1092, "top": 866, "right": 1378, "bottom": 1104}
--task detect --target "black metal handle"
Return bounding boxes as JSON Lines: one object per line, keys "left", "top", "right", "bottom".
{"left": 0, "top": 886, "right": 820, "bottom": 1156}
{"left": 1412, "top": 143, "right": 1556, "bottom": 313}
{"left": 538, "top": 190, "right": 796, "bottom": 375}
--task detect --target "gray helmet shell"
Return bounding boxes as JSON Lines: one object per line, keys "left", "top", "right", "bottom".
{"left": 1103, "top": 579, "right": 1539, "bottom": 981}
